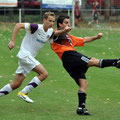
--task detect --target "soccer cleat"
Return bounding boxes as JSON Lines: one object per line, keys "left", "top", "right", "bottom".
{"left": 116, "top": 59, "right": 120, "bottom": 68}
{"left": 76, "top": 107, "right": 92, "bottom": 115}
{"left": 18, "top": 91, "right": 33, "bottom": 103}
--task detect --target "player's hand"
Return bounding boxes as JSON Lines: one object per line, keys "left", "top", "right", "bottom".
{"left": 8, "top": 41, "right": 15, "bottom": 50}
{"left": 64, "top": 26, "right": 72, "bottom": 33}
{"left": 97, "top": 33, "right": 103, "bottom": 39}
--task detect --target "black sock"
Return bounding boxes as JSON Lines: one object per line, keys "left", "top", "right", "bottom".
{"left": 99, "top": 59, "right": 118, "bottom": 68}
{"left": 78, "top": 90, "right": 86, "bottom": 108}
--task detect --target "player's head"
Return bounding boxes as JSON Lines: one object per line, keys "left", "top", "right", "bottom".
{"left": 75, "top": 0, "right": 79, "bottom": 5}
{"left": 57, "top": 15, "right": 71, "bottom": 29}
{"left": 43, "top": 11, "right": 55, "bottom": 28}
{"left": 43, "top": 11, "right": 55, "bottom": 19}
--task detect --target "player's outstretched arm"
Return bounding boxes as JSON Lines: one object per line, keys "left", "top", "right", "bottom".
{"left": 84, "top": 33, "right": 103, "bottom": 43}
{"left": 8, "top": 23, "right": 25, "bottom": 50}
{"left": 54, "top": 26, "right": 72, "bottom": 37}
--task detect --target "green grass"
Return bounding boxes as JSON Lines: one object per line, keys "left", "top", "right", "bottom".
{"left": 0, "top": 23, "right": 120, "bottom": 120}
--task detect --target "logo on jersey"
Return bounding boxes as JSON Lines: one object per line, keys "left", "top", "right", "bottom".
{"left": 36, "top": 39, "right": 46, "bottom": 43}
{"left": 47, "top": 35, "right": 50, "bottom": 38}
{"left": 66, "top": 35, "right": 73, "bottom": 46}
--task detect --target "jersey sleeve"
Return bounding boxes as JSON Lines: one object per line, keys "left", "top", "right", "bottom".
{"left": 25, "top": 23, "right": 38, "bottom": 34}
{"left": 69, "top": 34, "right": 85, "bottom": 46}
{"left": 46, "top": 29, "right": 54, "bottom": 44}
{"left": 49, "top": 28, "right": 54, "bottom": 39}
{"left": 24, "top": 23, "right": 30, "bottom": 32}
{"left": 50, "top": 31, "right": 54, "bottom": 39}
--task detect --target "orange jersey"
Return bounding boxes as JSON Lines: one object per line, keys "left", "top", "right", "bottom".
{"left": 52, "top": 33, "right": 85, "bottom": 59}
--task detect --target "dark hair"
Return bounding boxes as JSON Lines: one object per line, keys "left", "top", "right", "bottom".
{"left": 43, "top": 11, "right": 55, "bottom": 19}
{"left": 57, "top": 15, "right": 69, "bottom": 28}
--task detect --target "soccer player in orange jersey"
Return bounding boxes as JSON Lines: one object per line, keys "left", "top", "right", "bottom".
{"left": 52, "top": 15, "right": 120, "bottom": 115}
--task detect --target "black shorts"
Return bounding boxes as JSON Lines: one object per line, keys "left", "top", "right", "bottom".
{"left": 75, "top": 14, "right": 80, "bottom": 19}
{"left": 94, "top": 12, "right": 98, "bottom": 20}
{"left": 62, "top": 51, "right": 91, "bottom": 85}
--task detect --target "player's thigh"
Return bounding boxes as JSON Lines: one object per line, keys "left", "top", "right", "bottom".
{"left": 32, "top": 64, "right": 48, "bottom": 76}
{"left": 88, "top": 57, "right": 99, "bottom": 67}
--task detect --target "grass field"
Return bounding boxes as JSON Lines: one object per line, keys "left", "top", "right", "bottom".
{"left": 0, "top": 23, "right": 120, "bottom": 120}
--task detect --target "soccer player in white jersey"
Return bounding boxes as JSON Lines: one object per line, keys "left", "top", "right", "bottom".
{"left": 0, "top": 12, "right": 55, "bottom": 103}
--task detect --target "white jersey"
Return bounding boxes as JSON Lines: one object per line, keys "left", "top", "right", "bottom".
{"left": 17, "top": 23, "right": 53, "bottom": 58}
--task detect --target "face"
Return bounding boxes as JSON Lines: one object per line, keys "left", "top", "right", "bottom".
{"left": 59, "top": 18, "right": 71, "bottom": 29}
{"left": 76, "top": 1, "right": 79, "bottom": 5}
{"left": 43, "top": 15, "right": 55, "bottom": 29}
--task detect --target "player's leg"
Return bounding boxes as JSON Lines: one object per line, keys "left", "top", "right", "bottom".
{"left": 18, "top": 64, "right": 48, "bottom": 103}
{"left": 88, "top": 57, "right": 120, "bottom": 68}
{"left": 21, "top": 64, "right": 48, "bottom": 94}
{"left": 17, "top": 55, "right": 48, "bottom": 103}
{"left": 75, "top": 17, "right": 77, "bottom": 26}
{"left": 75, "top": 18, "right": 79, "bottom": 27}
{"left": 96, "top": 19, "right": 99, "bottom": 25}
{"left": 33, "top": 64, "right": 48, "bottom": 81}
{"left": 0, "top": 74, "right": 25, "bottom": 97}
{"left": 78, "top": 78, "right": 87, "bottom": 108}
{"left": 96, "top": 18, "right": 100, "bottom": 27}
{"left": 62, "top": 51, "right": 91, "bottom": 115}
{"left": 76, "top": 78, "right": 91, "bottom": 115}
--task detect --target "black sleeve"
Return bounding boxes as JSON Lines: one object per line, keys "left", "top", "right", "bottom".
{"left": 50, "top": 31, "right": 55, "bottom": 39}
{"left": 52, "top": 34, "right": 59, "bottom": 42}
{"left": 53, "top": 33, "right": 66, "bottom": 42}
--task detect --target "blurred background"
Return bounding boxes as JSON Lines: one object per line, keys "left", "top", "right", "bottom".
{"left": 0, "top": 0, "right": 120, "bottom": 28}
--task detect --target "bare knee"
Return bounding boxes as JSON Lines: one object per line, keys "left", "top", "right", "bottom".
{"left": 38, "top": 71, "right": 48, "bottom": 81}
{"left": 33, "top": 64, "right": 48, "bottom": 81}
{"left": 82, "top": 80, "right": 88, "bottom": 87}
{"left": 43, "top": 71, "right": 48, "bottom": 79}
{"left": 88, "top": 58, "right": 99, "bottom": 67}
{"left": 84, "top": 80, "right": 88, "bottom": 87}
{"left": 79, "top": 79, "right": 88, "bottom": 93}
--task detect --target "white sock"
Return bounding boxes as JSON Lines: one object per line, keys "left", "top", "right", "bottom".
{"left": 0, "top": 84, "right": 12, "bottom": 97}
{"left": 21, "top": 76, "right": 41, "bottom": 94}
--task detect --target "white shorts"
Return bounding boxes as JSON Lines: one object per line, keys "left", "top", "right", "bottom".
{"left": 16, "top": 55, "right": 40, "bottom": 77}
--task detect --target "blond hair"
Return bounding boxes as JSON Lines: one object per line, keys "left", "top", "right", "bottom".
{"left": 43, "top": 11, "right": 55, "bottom": 19}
